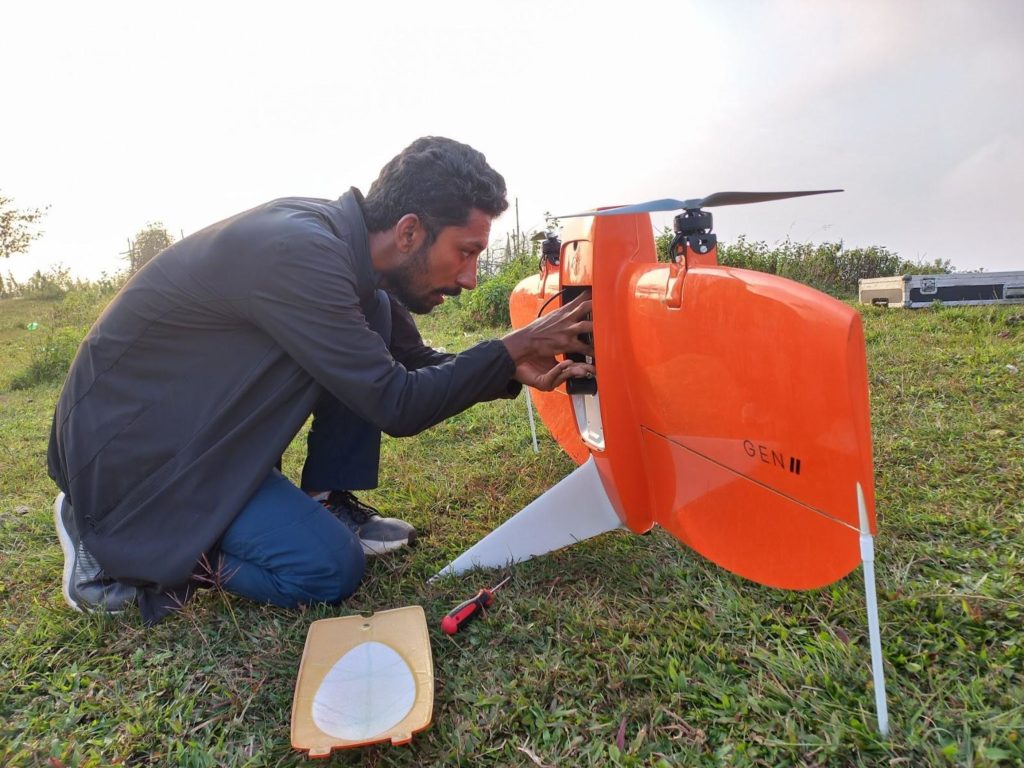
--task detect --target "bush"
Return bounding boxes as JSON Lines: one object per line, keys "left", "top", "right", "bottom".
{"left": 445, "top": 253, "right": 540, "bottom": 328}
{"left": 51, "top": 279, "right": 121, "bottom": 327}
{"left": 7, "top": 278, "right": 123, "bottom": 390}
{"left": 657, "top": 229, "right": 954, "bottom": 298}
{"left": 1, "top": 264, "right": 81, "bottom": 300}
{"left": 9, "top": 326, "right": 86, "bottom": 390}
{"left": 1, "top": 265, "right": 126, "bottom": 301}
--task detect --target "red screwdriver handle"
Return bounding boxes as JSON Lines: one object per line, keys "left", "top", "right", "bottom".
{"left": 441, "top": 589, "right": 494, "bottom": 635}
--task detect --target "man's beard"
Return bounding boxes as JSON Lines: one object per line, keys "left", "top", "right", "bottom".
{"left": 380, "top": 241, "right": 460, "bottom": 314}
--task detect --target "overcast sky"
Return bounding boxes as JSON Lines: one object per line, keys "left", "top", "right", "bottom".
{"left": 2, "top": 0, "right": 1021, "bottom": 281}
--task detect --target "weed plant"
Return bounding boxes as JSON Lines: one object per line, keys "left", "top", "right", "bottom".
{"left": 0, "top": 288, "right": 1021, "bottom": 766}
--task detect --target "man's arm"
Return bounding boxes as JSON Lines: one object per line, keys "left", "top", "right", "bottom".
{"left": 389, "top": 291, "right": 595, "bottom": 392}
{"left": 249, "top": 236, "right": 523, "bottom": 437}
{"left": 387, "top": 296, "right": 455, "bottom": 370}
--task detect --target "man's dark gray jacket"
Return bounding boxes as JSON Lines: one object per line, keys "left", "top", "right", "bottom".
{"left": 47, "top": 190, "right": 518, "bottom": 623}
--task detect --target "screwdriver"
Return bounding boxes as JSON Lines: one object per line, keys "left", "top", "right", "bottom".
{"left": 441, "top": 576, "right": 511, "bottom": 635}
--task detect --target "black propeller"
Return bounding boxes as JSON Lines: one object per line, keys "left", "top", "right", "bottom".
{"left": 560, "top": 189, "right": 842, "bottom": 218}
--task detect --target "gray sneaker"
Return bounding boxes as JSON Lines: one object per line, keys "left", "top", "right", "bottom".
{"left": 322, "top": 491, "right": 417, "bottom": 556}
{"left": 53, "top": 492, "right": 137, "bottom": 613}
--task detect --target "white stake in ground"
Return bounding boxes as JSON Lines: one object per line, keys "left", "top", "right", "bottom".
{"left": 858, "top": 481, "right": 890, "bottom": 737}
{"left": 524, "top": 387, "right": 539, "bottom": 454}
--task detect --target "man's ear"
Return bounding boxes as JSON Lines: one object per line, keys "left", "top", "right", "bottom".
{"left": 394, "top": 213, "right": 426, "bottom": 254}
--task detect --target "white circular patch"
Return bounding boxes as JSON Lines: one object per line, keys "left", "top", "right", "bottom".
{"left": 311, "top": 640, "right": 416, "bottom": 741}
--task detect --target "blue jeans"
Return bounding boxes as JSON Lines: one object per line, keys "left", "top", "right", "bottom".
{"left": 218, "top": 290, "right": 392, "bottom": 607}
{"left": 218, "top": 469, "right": 365, "bottom": 606}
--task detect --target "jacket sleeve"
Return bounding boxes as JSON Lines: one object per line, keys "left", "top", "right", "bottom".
{"left": 387, "top": 295, "right": 456, "bottom": 370}
{"left": 388, "top": 295, "right": 521, "bottom": 398}
{"left": 248, "top": 234, "right": 517, "bottom": 437}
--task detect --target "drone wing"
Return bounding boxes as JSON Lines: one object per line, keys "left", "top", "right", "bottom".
{"left": 619, "top": 264, "right": 875, "bottom": 589}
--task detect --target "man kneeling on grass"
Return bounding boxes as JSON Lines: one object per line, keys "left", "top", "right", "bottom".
{"left": 48, "top": 136, "right": 594, "bottom": 625}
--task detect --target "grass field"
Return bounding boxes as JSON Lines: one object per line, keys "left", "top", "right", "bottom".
{"left": 1, "top": 294, "right": 1021, "bottom": 767}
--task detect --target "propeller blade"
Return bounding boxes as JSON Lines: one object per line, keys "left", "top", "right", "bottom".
{"left": 559, "top": 189, "right": 843, "bottom": 219}
{"left": 698, "top": 189, "right": 843, "bottom": 208}
{"left": 558, "top": 199, "right": 689, "bottom": 218}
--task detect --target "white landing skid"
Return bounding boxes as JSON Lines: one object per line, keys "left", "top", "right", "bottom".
{"left": 858, "top": 482, "right": 890, "bottom": 737}
{"left": 432, "top": 457, "right": 623, "bottom": 581}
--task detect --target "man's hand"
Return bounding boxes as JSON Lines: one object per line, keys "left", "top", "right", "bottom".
{"left": 502, "top": 291, "right": 595, "bottom": 390}
{"left": 515, "top": 357, "right": 595, "bottom": 392}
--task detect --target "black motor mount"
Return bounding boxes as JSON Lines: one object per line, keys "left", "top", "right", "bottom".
{"left": 541, "top": 234, "right": 561, "bottom": 267}
{"left": 668, "top": 209, "right": 717, "bottom": 260}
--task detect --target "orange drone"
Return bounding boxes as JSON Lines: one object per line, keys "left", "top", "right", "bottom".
{"left": 436, "top": 190, "right": 889, "bottom": 734}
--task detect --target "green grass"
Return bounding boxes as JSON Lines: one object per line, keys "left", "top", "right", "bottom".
{"left": 1, "top": 297, "right": 1022, "bottom": 766}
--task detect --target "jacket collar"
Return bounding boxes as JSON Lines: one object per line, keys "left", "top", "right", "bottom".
{"left": 336, "top": 188, "right": 380, "bottom": 307}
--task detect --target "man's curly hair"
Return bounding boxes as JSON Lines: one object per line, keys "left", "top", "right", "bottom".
{"left": 362, "top": 137, "right": 508, "bottom": 242}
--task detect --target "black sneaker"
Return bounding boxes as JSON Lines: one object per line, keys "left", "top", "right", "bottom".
{"left": 53, "top": 492, "right": 137, "bottom": 613}
{"left": 321, "top": 491, "right": 417, "bottom": 556}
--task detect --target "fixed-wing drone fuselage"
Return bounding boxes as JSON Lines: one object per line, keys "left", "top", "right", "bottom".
{"left": 440, "top": 190, "right": 876, "bottom": 592}
{"left": 435, "top": 190, "right": 888, "bottom": 733}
